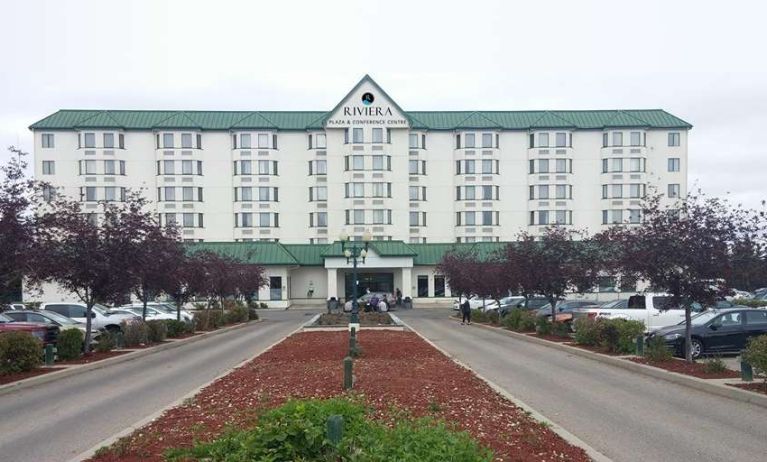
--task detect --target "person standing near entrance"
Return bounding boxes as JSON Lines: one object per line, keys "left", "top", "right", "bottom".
{"left": 460, "top": 298, "right": 471, "bottom": 325}
{"left": 395, "top": 288, "right": 402, "bottom": 307}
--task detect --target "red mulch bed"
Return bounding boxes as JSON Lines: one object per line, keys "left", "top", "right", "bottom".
{"left": 727, "top": 382, "right": 767, "bottom": 395}
{"left": 628, "top": 357, "right": 741, "bottom": 379}
{"left": 58, "top": 350, "right": 131, "bottom": 364}
{"left": 526, "top": 333, "right": 573, "bottom": 343}
{"left": 568, "top": 343, "right": 627, "bottom": 356}
{"left": 87, "top": 331, "right": 588, "bottom": 462}
{"left": 0, "top": 367, "right": 66, "bottom": 385}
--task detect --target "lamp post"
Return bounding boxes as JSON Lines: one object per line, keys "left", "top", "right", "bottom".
{"left": 339, "top": 230, "right": 372, "bottom": 326}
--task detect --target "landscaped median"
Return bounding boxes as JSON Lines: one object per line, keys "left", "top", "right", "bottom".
{"left": 84, "top": 330, "right": 592, "bottom": 462}
{"left": 457, "top": 310, "right": 767, "bottom": 407}
{"left": 0, "top": 308, "right": 260, "bottom": 393}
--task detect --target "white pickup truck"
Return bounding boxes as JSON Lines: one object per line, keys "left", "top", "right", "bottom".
{"left": 572, "top": 293, "right": 706, "bottom": 331}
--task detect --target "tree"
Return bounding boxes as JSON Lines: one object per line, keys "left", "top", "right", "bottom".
{"left": 233, "top": 263, "right": 268, "bottom": 307}
{"left": 505, "top": 227, "right": 604, "bottom": 324}
{"left": 436, "top": 248, "right": 482, "bottom": 301}
{"left": 163, "top": 253, "right": 209, "bottom": 321}
{"left": 29, "top": 198, "right": 134, "bottom": 352}
{"left": 191, "top": 250, "right": 242, "bottom": 310}
{"left": 0, "top": 147, "right": 40, "bottom": 302}
{"left": 605, "top": 193, "right": 765, "bottom": 362}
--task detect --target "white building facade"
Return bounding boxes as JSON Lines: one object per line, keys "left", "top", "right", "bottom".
{"left": 27, "top": 75, "right": 691, "bottom": 306}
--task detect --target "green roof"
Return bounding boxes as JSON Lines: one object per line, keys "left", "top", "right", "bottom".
{"left": 30, "top": 109, "right": 691, "bottom": 131}
{"left": 409, "top": 242, "right": 507, "bottom": 265}
{"left": 281, "top": 244, "right": 326, "bottom": 266}
{"left": 185, "top": 241, "right": 299, "bottom": 265}
{"left": 320, "top": 240, "right": 417, "bottom": 258}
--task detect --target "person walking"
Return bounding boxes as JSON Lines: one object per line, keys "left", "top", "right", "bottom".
{"left": 460, "top": 297, "right": 471, "bottom": 325}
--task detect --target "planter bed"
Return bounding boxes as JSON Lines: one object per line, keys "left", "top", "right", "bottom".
{"left": 0, "top": 366, "right": 66, "bottom": 385}
{"left": 526, "top": 333, "right": 573, "bottom": 343}
{"left": 87, "top": 330, "right": 588, "bottom": 462}
{"left": 727, "top": 382, "right": 767, "bottom": 395}
{"left": 568, "top": 343, "right": 629, "bottom": 356}
{"left": 315, "top": 312, "right": 394, "bottom": 326}
{"left": 58, "top": 350, "right": 131, "bottom": 365}
{"left": 628, "top": 357, "right": 741, "bottom": 379}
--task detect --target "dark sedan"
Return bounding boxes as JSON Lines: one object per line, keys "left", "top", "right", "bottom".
{"left": 648, "top": 308, "right": 767, "bottom": 359}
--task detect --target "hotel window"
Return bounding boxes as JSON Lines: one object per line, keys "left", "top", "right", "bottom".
{"left": 183, "top": 213, "right": 198, "bottom": 228}
{"left": 83, "top": 132, "right": 96, "bottom": 148}
{"left": 181, "top": 160, "right": 193, "bottom": 175}
{"left": 465, "top": 133, "right": 476, "bottom": 148}
{"left": 240, "top": 134, "right": 252, "bottom": 148}
{"left": 309, "top": 186, "right": 327, "bottom": 201}
{"left": 529, "top": 210, "right": 549, "bottom": 225}
{"left": 258, "top": 160, "right": 276, "bottom": 175}
{"left": 482, "top": 211, "right": 494, "bottom": 226}
{"left": 409, "top": 133, "right": 418, "bottom": 148}
{"left": 372, "top": 128, "right": 383, "bottom": 144}
{"left": 482, "top": 185, "right": 497, "bottom": 200}
{"left": 352, "top": 209, "right": 365, "bottom": 224}
{"left": 612, "top": 132, "right": 623, "bottom": 147}
{"left": 259, "top": 212, "right": 272, "bottom": 227}
{"left": 42, "top": 160, "right": 55, "bottom": 175}
{"left": 555, "top": 184, "right": 570, "bottom": 199}
{"left": 240, "top": 213, "right": 253, "bottom": 227}
{"left": 538, "top": 159, "right": 549, "bottom": 173}
{"left": 371, "top": 209, "right": 384, "bottom": 225}
{"left": 555, "top": 132, "right": 567, "bottom": 147}
{"left": 352, "top": 155, "right": 364, "bottom": 170}
{"left": 464, "top": 186, "right": 476, "bottom": 200}
{"left": 371, "top": 182, "right": 390, "bottom": 198}
{"left": 258, "top": 134, "right": 270, "bottom": 149}
{"left": 410, "top": 211, "right": 426, "bottom": 226}
{"left": 317, "top": 212, "right": 328, "bottom": 227}
{"left": 42, "top": 185, "right": 55, "bottom": 202}
{"left": 629, "top": 184, "right": 643, "bottom": 198}
{"left": 41, "top": 133, "right": 54, "bottom": 148}
{"left": 611, "top": 158, "right": 623, "bottom": 172}
{"left": 104, "top": 187, "right": 118, "bottom": 202}
{"left": 555, "top": 158, "right": 571, "bottom": 173}
{"left": 316, "top": 133, "right": 326, "bottom": 148}
{"left": 465, "top": 211, "right": 476, "bottom": 226}
{"left": 410, "top": 160, "right": 426, "bottom": 175}
{"left": 104, "top": 160, "right": 116, "bottom": 175}
{"left": 308, "top": 160, "right": 327, "bottom": 175}
{"left": 628, "top": 209, "right": 641, "bottom": 224}
{"left": 630, "top": 158, "right": 643, "bottom": 172}
{"left": 82, "top": 159, "right": 97, "bottom": 175}
{"left": 164, "top": 187, "right": 176, "bottom": 201}
{"left": 259, "top": 187, "right": 275, "bottom": 201}
{"left": 165, "top": 213, "right": 177, "bottom": 226}
{"left": 160, "top": 160, "right": 173, "bottom": 175}
{"left": 601, "top": 209, "right": 623, "bottom": 224}
{"left": 668, "top": 132, "right": 680, "bottom": 146}
{"left": 236, "top": 160, "right": 251, "bottom": 175}
{"left": 612, "top": 184, "right": 623, "bottom": 198}
{"left": 409, "top": 186, "right": 419, "bottom": 200}
{"left": 482, "top": 133, "right": 493, "bottom": 148}
{"left": 238, "top": 187, "right": 252, "bottom": 201}
{"left": 539, "top": 133, "right": 549, "bottom": 147}
{"left": 372, "top": 155, "right": 384, "bottom": 170}
{"left": 162, "top": 133, "right": 174, "bottom": 148}
{"left": 181, "top": 133, "right": 193, "bottom": 148}
{"left": 83, "top": 186, "right": 97, "bottom": 202}
{"left": 555, "top": 210, "right": 569, "bottom": 225}
{"left": 668, "top": 158, "right": 680, "bottom": 172}
{"left": 538, "top": 185, "right": 549, "bottom": 199}
{"left": 346, "top": 183, "right": 364, "bottom": 198}
{"left": 668, "top": 184, "right": 680, "bottom": 198}
{"left": 465, "top": 160, "right": 476, "bottom": 174}
{"left": 182, "top": 187, "right": 194, "bottom": 202}
{"left": 103, "top": 133, "right": 115, "bottom": 148}
{"left": 352, "top": 128, "right": 364, "bottom": 143}
{"left": 630, "top": 132, "right": 642, "bottom": 146}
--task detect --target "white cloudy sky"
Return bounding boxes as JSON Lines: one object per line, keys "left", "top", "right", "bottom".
{"left": 1, "top": 0, "right": 765, "bottom": 208}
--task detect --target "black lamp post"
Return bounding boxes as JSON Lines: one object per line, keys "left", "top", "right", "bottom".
{"left": 339, "top": 230, "right": 372, "bottom": 325}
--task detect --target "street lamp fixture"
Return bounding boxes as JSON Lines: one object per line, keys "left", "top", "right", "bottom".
{"left": 339, "top": 230, "right": 371, "bottom": 326}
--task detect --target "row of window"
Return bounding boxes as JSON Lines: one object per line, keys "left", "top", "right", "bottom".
{"left": 529, "top": 184, "right": 574, "bottom": 200}
{"left": 76, "top": 160, "right": 127, "bottom": 176}
{"left": 157, "top": 133, "right": 203, "bottom": 149}
{"left": 602, "top": 131, "right": 680, "bottom": 148}
{"left": 160, "top": 213, "right": 204, "bottom": 228}
{"left": 79, "top": 186, "right": 127, "bottom": 202}
{"left": 231, "top": 133, "right": 277, "bottom": 150}
{"left": 529, "top": 210, "right": 573, "bottom": 226}
{"left": 455, "top": 185, "right": 499, "bottom": 201}
{"left": 529, "top": 132, "right": 572, "bottom": 149}
{"left": 456, "top": 236, "right": 501, "bottom": 243}
{"left": 456, "top": 159, "right": 500, "bottom": 175}
{"left": 456, "top": 133, "right": 499, "bottom": 149}
{"left": 156, "top": 187, "right": 204, "bottom": 202}
{"left": 601, "top": 184, "right": 646, "bottom": 199}
{"left": 234, "top": 212, "right": 280, "bottom": 228}
{"left": 601, "top": 158, "right": 645, "bottom": 173}
{"left": 410, "top": 211, "right": 427, "bottom": 227}
{"left": 157, "top": 160, "right": 204, "bottom": 176}
{"left": 345, "top": 209, "right": 393, "bottom": 225}
{"left": 529, "top": 159, "right": 573, "bottom": 174}
{"left": 307, "top": 134, "right": 327, "bottom": 149}
{"left": 409, "top": 133, "right": 427, "bottom": 149}
{"left": 602, "top": 209, "right": 642, "bottom": 224}
{"left": 343, "top": 127, "right": 392, "bottom": 144}
{"left": 72, "top": 133, "right": 126, "bottom": 149}
{"left": 455, "top": 211, "right": 500, "bottom": 226}
{"left": 343, "top": 155, "right": 393, "bottom": 172}
{"left": 234, "top": 187, "right": 279, "bottom": 202}
{"left": 344, "top": 182, "right": 393, "bottom": 199}
{"left": 233, "top": 160, "right": 279, "bottom": 176}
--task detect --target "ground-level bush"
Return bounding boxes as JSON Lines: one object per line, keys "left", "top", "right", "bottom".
{"left": 573, "top": 318, "right": 601, "bottom": 345}
{"left": 164, "top": 320, "right": 191, "bottom": 338}
{"left": 121, "top": 320, "right": 149, "bottom": 347}
{"left": 95, "top": 331, "right": 116, "bottom": 353}
{"left": 57, "top": 329, "right": 84, "bottom": 360}
{"left": 742, "top": 334, "right": 767, "bottom": 389}
{"left": 535, "top": 316, "right": 553, "bottom": 335}
{"left": 224, "top": 306, "right": 249, "bottom": 324}
{"left": 146, "top": 320, "right": 168, "bottom": 343}
{"left": 0, "top": 332, "right": 42, "bottom": 374}
{"left": 644, "top": 336, "right": 673, "bottom": 362}
{"left": 164, "top": 398, "right": 492, "bottom": 462}
{"left": 248, "top": 307, "right": 259, "bottom": 321}
{"left": 193, "top": 310, "right": 225, "bottom": 331}
{"left": 573, "top": 317, "right": 645, "bottom": 354}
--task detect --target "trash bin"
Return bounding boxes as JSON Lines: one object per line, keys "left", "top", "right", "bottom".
{"left": 403, "top": 296, "right": 413, "bottom": 310}
{"left": 327, "top": 297, "right": 338, "bottom": 313}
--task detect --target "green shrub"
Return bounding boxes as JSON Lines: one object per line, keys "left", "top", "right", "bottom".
{"left": 146, "top": 320, "right": 167, "bottom": 343}
{"left": 485, "top": 310, "right": 499, "bottom": 325}
{"left": 0, "top": 332, "right": 42, "bottom": 374}
{"left": 193, "top": 310, "right": 224, "bottom": 331}
{"left": 703, "top": 356, "right": 728, "bottom": 374}
{"left": 57, "top": 329, "right": 84, "bottom": 361}
{"left": 598, "top": 319, "right": 645, "bottom": 354}
{"left": 164, "top": 320, "right": 190, "bottom": 338}
{"left": 733, "top": 299, "right": 767, "bottom": 308}
{"left": 469, "top": 309, "right": 487, "bottom": 323}
{"left": 259, "top": 302, "right": 268, "bottom": 309}
{"left": 573, "top": 317, "right": 601, "bottom": 345}
{"left": 121, "top": 320, "right": 149, "bottom": 347}
{"left": 165, "top": 398, "right": 492, "bottom": 462}
{"left": 518, "top": 311, "right": 537, "bottom": 332}
{"left": 535, "top": 316, "right": 552, "bottom": 335}
{"left": 95, "top": 331, "right": 116, "bottom": 353}
{"left": 552, "top": 321, "right": 571, "bottom": 338}
{"left": 742, "top": 334, "right": 767, "bottom": 389}
{"left": 502, "top": 309, "right": 537, "bottom": 332}
{"left": 224, "top": 306, "right": 249, "bottom": 324}
{"left": 502, "top": 309, "right": 522, "bottom": 329}
{"left": 644, "top": 336, "right": 673, "bottom": 362}
{"left": 248, "top": 308, "right": 259, "bottom": 321}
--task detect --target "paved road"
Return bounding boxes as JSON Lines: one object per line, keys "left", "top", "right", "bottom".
{"left": 0, "top": 309, "right": 313, "bottom": 462}
{"left": 399, "top": 309, "right": 767, "bottom": 462}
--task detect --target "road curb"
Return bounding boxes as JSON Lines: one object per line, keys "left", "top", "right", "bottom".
{"left": 464, "top": 319, "right": 767, "bottom": 409}
{"left": 68, "top": 320, "right": 305, "bottom": 462}
{"left": 0, "top": 320, "right": 262, "bottom": 397}
{"left": 399, "top": 318, "right": 612, "bottom": 462}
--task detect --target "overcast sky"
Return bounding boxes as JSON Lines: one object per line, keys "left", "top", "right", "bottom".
{"left": 1, "top": 0, "right": 765, "bottom": 208}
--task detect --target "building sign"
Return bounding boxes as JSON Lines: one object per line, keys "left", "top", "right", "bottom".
{"left": 326, "top": 91, "right": 409, "bottom": 128}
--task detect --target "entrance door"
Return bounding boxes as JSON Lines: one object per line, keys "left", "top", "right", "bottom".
{"left": 417, "top": 276, "right": 429, "bottom": 297}
{"left": 344, "top": 273, "right": 394, "bottom": 299}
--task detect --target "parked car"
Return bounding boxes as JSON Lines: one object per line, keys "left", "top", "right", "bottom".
{"left": 0, "top": 312, "right": 59, "bottom": 345}
{"left": 0, "top": 303, "right": 26, "bottom": 312}
{"left": 571, "top": 293, "right": 708, "bottom": 331}
{"left": 3, "top": 310, "right": 99, "bottom": 341}
{"left": 452, "top": 296, "right": 499, "bottom": 311}
{"left": 725, "top": 289, "right": 753, "bottom": 301}
{"left": 535, "top": 300, "right": 595, "bottom": 321}
{"left": 498, "top": 296, "right": 550, "bottom": 316}
{"left": 647, "top": 308, "right": 767, "bottom": 359}
{"left": 40, "top": 303, "right": 139, "bottom": 332}
{"left": 119, "top": 303, "right": 194, "bottom": 323}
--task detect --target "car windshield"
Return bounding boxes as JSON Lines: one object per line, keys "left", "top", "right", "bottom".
{"left": 41, "top": 311, "right": 80, "bottom": 325}
{"left": 0, "top": 313, "right": 11, "bottom": 322}
{"left": 599, "top": 300, "right": 621, "bottom": 309}
{"left": 92, "top": 305, "right": 110, "bottom": 315}
{"left": 688, "top": 310, "right": 721, "bottom": 326}
{"left": 151, "top": 304, "right": 175, "bottom": 313}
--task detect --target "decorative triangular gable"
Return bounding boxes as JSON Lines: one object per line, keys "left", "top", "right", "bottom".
{"left": 324, "top": 75, "right": 410, "bottom": 129}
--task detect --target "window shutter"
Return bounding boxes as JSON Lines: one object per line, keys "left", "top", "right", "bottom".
{"left": 274, "top": 213, "right": 279, "bottom": 228}
{"left": 196, "top": 134, "right": 202, "bottom": 149}
{"left": 456, "top": 160, "right": 461, "bottom": 175}
{"left": 308, "top": 161, "right": 312, "bottom": 175}
{"left": 456, "top": 134, "right": 461, "bottom": 149}
{"left": 272, "top": 134, "right": 278, "bottom": 150}
{"left": 233, "top": 161, "right": 238, "bottom": 175}
{"left": 273, "top": 161, "right": 278, "bottom": 175}
{"left": 308, "top": 134, "right": 312, "bottom": 149}
{"left": 198, "top": 214, "right": 204, "bottom": 228}
{"left": 422, "top": 134, "right": 426, "bottom": 149}
{"left": 198, "top": 188, "right": 203, "bottom": 202}
{"left": 273, "top": 188, "right": 279, "bottom": 202}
